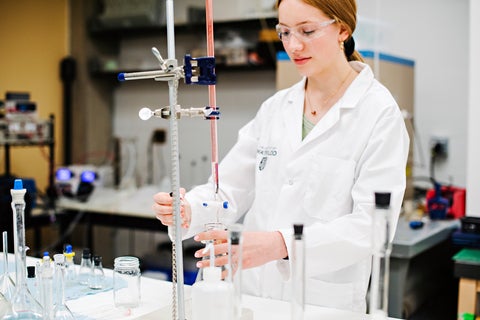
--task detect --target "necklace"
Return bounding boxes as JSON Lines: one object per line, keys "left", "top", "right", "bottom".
{"left": 306, "top": 69, "right": 353, "bottom": 116}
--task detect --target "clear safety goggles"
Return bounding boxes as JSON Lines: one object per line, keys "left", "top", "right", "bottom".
{"left": 275, "top": 19, "right": 336, "bottom": 43}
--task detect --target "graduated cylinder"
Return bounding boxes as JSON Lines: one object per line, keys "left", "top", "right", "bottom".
{"left": 369, "top": 192, "right": 392, "bottom": 319}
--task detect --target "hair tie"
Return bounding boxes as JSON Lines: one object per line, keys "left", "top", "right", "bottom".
{"left": 344, "top": 37, "right": 355, "bottom": 57}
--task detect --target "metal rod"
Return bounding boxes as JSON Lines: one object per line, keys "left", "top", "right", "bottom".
{"left": 165, "top": 0, "right": 185, "bottom": 319}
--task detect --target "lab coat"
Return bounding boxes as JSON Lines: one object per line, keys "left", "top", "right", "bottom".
{"left": 181, "top": 61, "right": 410, "bottom": 313}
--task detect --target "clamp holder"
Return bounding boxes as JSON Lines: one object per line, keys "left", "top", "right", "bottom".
{"left": 184, "top": 54, "right": 216, "bottom": 85}
{"left": 139, "top": 106, "right": 220, "bottom": 121}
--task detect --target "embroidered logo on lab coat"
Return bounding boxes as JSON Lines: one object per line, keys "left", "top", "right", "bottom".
{"left": 259, "top": 157, "right": 268, "bottom": 171}
{"left": 257, "top": 146, "right": 277, "bottom": 171}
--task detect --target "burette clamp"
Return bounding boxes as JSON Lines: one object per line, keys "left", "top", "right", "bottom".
{"left": 139, "top": 106, "right": 221, "bottom": 121}
{"left": 184, "top": 54, "right": 216, "bottom": 85}
{"left": 117, "top": 48, "right": 183, "bottom": 82}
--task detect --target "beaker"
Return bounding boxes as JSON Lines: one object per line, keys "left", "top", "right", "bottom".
{"left": 195, "top": 222, "right": 227, "bottom": 283}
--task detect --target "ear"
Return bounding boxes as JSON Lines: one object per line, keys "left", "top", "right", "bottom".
{"left": 337, "top": 23, "right": 350, "bottom": 43}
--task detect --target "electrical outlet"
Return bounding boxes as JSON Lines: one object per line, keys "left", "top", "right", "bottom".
{"left": 430, "top": 136, "right": 449, "bottom": 159}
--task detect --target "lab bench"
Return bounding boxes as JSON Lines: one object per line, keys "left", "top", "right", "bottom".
{"left": 390, "top": 217, "right": 460, "bottom": 318}
{"left": 1, "top": 255, "right": 403, "bottom": 319}
{"left": 46, "top": 188, "right": 460, "bottom": 318}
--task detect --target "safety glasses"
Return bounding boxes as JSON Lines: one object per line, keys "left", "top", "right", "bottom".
{"left": 276, "top": 19, "right": 336, "bottom": 43}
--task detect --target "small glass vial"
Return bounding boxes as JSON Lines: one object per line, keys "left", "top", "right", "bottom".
{"left": 88, "top": 256, "right": 105, "bottom": 290}
{"left": 113, "top": 256, "right": 141, "bottom": 309}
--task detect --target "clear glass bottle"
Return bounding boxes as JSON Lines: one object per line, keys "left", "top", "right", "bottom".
{"left": 39, "top": 253, "right": 54, "bottom": 320}
{"left": 77, "top": 248, "right": 92, "bottom": 285}
{"left": 88, "top": 256, "right": 105, "bottom": 290}
{"left": 62, "top": 244, "right": 76, "bottom": 284}
{"left": 113, "top": 256, "right": 141, "bottom": 309}
{"left": 369, "top": 192, "right": 392, "bottom": 320}
{"left": 52, "top": 254, "right": 74, "bottom": 319}
{"left": 291, "top": 224, "right": 305, "bottom": 320}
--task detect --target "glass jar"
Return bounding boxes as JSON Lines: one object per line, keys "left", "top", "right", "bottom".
{"left": 113, "top": 256, "right": 141, "bottom": 309}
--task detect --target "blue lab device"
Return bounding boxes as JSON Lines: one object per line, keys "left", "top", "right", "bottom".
{"left": 427, "top": 182, "right": 449, "bottom": 219}
{"left": 184, "top": 54, "right": 216, "bottom": 85}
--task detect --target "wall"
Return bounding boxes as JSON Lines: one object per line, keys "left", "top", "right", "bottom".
{"left": 112, "top": 0, "right": 470, "bottom": 192}
{"left": 357, "top": 0, "right": 469, "bottom": 189}
{"left": 0, "top": 0, "right": 69, "bottom": 191}
{"left": 466, "top": 0, "right": 480, "bottom": 217}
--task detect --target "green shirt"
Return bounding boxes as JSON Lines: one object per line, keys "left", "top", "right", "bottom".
{"left": 302, "top": 114, "right": 315, "bottom": 139}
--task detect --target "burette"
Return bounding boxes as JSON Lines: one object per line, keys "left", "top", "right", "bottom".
{"left": 206, "top": 0, "right": 220, "bottom": 200}
{"left": 117, "top": 0, "right": 222, "bottom": 319}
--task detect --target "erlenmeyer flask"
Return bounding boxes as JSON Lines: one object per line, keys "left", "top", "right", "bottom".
{"left": 88, "top": 256, "right": 105, "bottom": 290}
{"left": 1, "top": 231, "right": 16, "bottom": 302}
{"left": 78, "top": 248, "right": 92, "bottom": 285}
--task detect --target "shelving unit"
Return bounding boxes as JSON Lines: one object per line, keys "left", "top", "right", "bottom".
{"left": 86, "top": 14, "right": 281, "bottom": 77}
{"left": 0, "top": 114, "right": 55, "bottom": 253}
{"left": 68, "top": 0, "right": 281, "bottom": 171}
{"left": 0, "top": 114, "right": 55, "bottom": 178}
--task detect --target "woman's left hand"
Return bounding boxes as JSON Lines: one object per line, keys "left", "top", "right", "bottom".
{"left": 193, "top": 230, "right": 288, "bottom": 273}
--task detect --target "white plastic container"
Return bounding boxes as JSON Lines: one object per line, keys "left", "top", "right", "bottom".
{"left": 191, "top": 266, "right": 234, "bottom": 320}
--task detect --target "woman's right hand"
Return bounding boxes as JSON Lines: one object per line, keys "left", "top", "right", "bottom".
{"left": 153, "top": 188, "right": 191, "bottom": 228}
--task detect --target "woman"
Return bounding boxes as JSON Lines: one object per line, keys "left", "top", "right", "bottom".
{"left": 153, "top": 0, "right": 409, "bottom": 312}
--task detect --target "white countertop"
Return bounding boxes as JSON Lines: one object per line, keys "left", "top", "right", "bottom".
{"left": 3, "top": 254, "right": 403, "bottom": 319}
{"left": 66, "top": 275, "right": 402, "bottom": 320}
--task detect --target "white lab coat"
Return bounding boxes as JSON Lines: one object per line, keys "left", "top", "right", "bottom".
{"left": 180, "top": 61, "right": 410, "bottom": 313}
